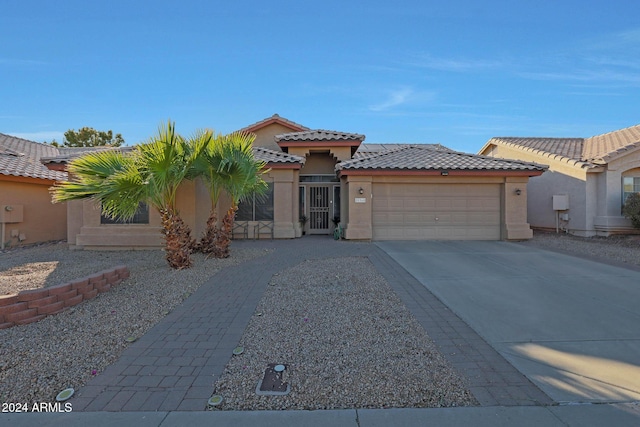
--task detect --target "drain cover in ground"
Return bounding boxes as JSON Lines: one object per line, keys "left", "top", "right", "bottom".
{"left": 256, "top": 363, "right": 290, "bottom": 396}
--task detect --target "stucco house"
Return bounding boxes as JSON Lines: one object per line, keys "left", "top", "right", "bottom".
{"left": 0, "top": 133, "right": 67, "bottom": 249}
{"left": 479, "top": 124, "right": 640, "bottom": 236}
{"left": 44, "top": 114, "right": 545, "bottom": 249}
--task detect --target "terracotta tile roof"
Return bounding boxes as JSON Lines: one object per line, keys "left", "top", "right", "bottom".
{"left": 253, "top": 147, "right": 305, "bottom": 165}
{"left": 489, "top": 123, "right": 640, "bottom": 167}
{"left": 275, "top": 129, "right": 365, "bottom": 142}
{"left": 487, "top": 137, "right": 592, "bottom": 168}
{"left": 40, "top": 146, "right": 135, "bottom": 165}
{"left": 583, "top": 124, "right": 640, "bottom": 162}
{"left": 0, "top": 133, "right": 67, "bottom": 181}
{"left": 338, "top": 145, "right": 546, "bottom": 172}
{"left": 354, "top": 143, "right": 450, "bottom": 158}
{"left": 238, "top": 114, "right": 310, "bottom": 133}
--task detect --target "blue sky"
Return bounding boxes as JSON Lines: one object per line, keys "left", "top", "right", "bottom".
{"left": 2, "top": 1, "right": 639, "bottom": 152}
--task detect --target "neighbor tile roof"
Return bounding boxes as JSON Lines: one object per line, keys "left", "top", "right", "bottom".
{"left": 489, "top": 123, "right": 640, "bottom": 167}
{"left": 338, "top": 145, "right": 546, "bottom": 172}
{"left": 253, "top": 147, "right": 305, "bottom": 165}
{"left": 238, "top": 114, "right": 310, "bottom": 133}
{"left": 583, "top": 124, "right": 640, "bottom": 162}
{"left": 487, "top": 137, "right": 592, "bottom": 168}
{"left": 0, "top": 133, "right": 67, "bottom": 181}
{"left": 275, "top": 130, "right": 365, "bottom": 142}
{"left": 40, "top": 146, "right": 136, "bottom": 165}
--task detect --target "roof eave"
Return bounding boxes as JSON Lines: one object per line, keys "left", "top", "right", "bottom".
{"left": 488, "top": 138, "right": 595, "bottom": 170}
{"left": 277, "top": 140, "right": 363, "bottom": 148}
{"left": 239, "top": 115, "right": 309, "bottom": 134}
{"left": 338, "top": 169, "right": 545, "bottom": 177}
{"left": 0, "top": 172, "right": 63, "bottom": 184}
{"left": 265, "top": 163, "right": 303, "bottom": 170}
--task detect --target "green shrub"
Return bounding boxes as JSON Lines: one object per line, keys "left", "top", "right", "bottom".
{"left": 623, "top": 192, "right": 640, "bottom": 229}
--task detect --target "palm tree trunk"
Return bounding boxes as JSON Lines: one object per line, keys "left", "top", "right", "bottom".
{"left": 159, "top": 207, "right": 193, "bottom": 269}
{"left": 213, "top": 205, "right": 236, "bottom": 258}
{"left": 199, "top": 209, "right": 220, "bottom": 255}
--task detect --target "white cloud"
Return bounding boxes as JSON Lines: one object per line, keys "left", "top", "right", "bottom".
{"left": 369, "top": 87, "right": 414, "bottom": 111}
{"left": 518, "top": 27, "right": 640, "bottom": 86}
{"left": 408, "top": 53, "right": 506, "bottom": 72}
{"left": 368, "top": 87, "right": 436, "bottom": 112}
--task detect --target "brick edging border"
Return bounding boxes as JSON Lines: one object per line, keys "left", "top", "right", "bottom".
{"left": 0, "top": 265, "right": 130, "bottom": 329}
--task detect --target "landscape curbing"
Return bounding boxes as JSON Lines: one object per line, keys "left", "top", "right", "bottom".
{"left": 0, "top": 265, "right": 130, "bottom": 329}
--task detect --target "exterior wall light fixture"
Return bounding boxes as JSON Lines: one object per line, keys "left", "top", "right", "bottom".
{"left": 515, "top": 189, "right": 522, "bottom": 196}
{"left": 358, "top": 187, "right": 364, "bottom": 195}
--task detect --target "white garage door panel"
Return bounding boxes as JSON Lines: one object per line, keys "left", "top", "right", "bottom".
{"left": 372, "top": 183, "right": 501, "bottom": 240}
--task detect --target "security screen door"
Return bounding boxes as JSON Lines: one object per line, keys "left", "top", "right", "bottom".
{"left": 309, "top": 185, "right": 330, "bottom": 233}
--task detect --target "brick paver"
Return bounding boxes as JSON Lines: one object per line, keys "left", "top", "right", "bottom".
{"left": 72, "top": 237, "right": 551, "bottom": 411}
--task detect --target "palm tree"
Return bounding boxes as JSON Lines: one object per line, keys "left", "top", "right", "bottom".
{"left": 186, "top": 129, "right": 224, "bottom": 256}
{"left": 52, "top": 121, "right": 197, "bottom": 269}
{"left": 191, "top": 131, "right": 267, "bottom": 257}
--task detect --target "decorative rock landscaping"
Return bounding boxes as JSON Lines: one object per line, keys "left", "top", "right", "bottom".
{"left": 0, "top": 244, "right": 267, "bottom": 404}
{"left": 0, "top": 266, "right": 129, "bottom": 329}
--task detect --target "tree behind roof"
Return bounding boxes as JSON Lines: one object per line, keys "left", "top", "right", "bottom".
{"left": 62, "top": 127, "right": 125, "bottom": 147}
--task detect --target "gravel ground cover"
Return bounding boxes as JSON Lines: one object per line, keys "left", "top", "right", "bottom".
{"left": 1, "top": 231, "right": 637, "bottom": 408}
{"left": 520, "top": 230, "right": 640, "bottom": 267}
{"left": 0, "top": 243, "right": 268, "bottom": 403}
{"left": 211, "top": 257, "right": 477, "bottom": 410}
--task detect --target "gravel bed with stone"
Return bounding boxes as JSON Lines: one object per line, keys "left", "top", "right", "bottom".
{"left": 520, "top": 230, "right": 640, "bottom": 267}
{"left": 211, "top": 257, "right": 477, "bottom": 410}
{"left": 2, "top": 231, "right": 638, "bottom": 409}
{"left": 0, "top": 242, "right": 268, "bottom": 404}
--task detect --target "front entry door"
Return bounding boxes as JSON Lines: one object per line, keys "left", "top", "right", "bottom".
{"left": 309, "top": 186, "right": 330, "bottom": 234}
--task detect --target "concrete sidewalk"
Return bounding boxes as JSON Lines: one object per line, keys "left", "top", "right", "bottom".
{"left": 2, "top": 403, "right": 640, "bottom": 426}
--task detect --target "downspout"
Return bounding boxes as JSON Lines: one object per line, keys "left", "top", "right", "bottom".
{"left": 1, "top": 222, "right": 5, "bottom": 250}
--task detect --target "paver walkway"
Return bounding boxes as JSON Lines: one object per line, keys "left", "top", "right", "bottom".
{"left": 71, "top": 237, "right": 550, "bottom": 411}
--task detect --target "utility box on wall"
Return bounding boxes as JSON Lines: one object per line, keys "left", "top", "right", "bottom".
{"left": 552, "top": 195, "right": 569, "bottom": 211}
{"left": 0, "top": 205, "right": 24, "bottom": 223}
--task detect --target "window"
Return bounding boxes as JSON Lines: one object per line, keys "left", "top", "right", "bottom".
{"left": 101, "top": 202, "right": 149, "bottom": 224}
{"left": 300, "top": 175, "right": 339, "bottom": 183}
{"left": 236, "top": 183, "right": 274, "bottom": 221}
{"left": 299, "top": 186, "right": 306, "bottom": 218}
{"left": 333, "top": 185, "right": 340, "bottom": 221}
{"left": 623, "top": 176, "right": 640, "bottom": 207}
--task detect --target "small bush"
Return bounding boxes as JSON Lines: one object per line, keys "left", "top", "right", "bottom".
{"left": 623, "top": 192, "right": 640, "bottom": 229}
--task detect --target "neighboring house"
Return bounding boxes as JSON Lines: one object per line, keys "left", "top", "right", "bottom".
{"left": 0, "top": 133, "right": 67, "bottom": 249}
{"left": 44, "top": 114, "right": 545, "bottom": 249}
{"left": 479, "top": 124, "right": 640, "bottom": 236}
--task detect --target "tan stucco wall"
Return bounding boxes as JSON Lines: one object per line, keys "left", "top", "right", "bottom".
{"left": 288, "top": 146, "right": 352, "bottom": 162}
{"left": 480, "top": 143, "right": 597, "bottom": 236}
{"left": 341, "top": 174, "right": 533, "bottom": 241}
{"left": 230, "top": 169, "right": 300, "bottom": 239}
{"left": 481, "top": 142, "right": 640, "bottom": 236}
{"left": 342, "top": 175, "right": 373, "bottom": 240}
{"left": 299, "top": 152, "right": 337, "bottom": 175}
{"left": 269, "top": 169, "right": 298, "bottom": 238}
{"left": 0, "top": 179, "right": 66, "bottom": 247}
{"left": 70, "top": 179, "right": 212, "bottom": 249}
{"left": 593, "top": 147, "right": 640, "bottom": 235}
{"left": 250, "top": 123, "right": 296, "bottom": 151}
{"left": 503, "top": 177, "right": 534, "bottom": 239}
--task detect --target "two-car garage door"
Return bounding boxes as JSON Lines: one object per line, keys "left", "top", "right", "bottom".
{"left": 372, "top": 183, "right": 501, "bottom": 240}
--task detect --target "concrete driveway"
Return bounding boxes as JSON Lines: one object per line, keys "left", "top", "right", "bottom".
{"left": 377, "top": 240, "right": 640, "bottom": 404}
